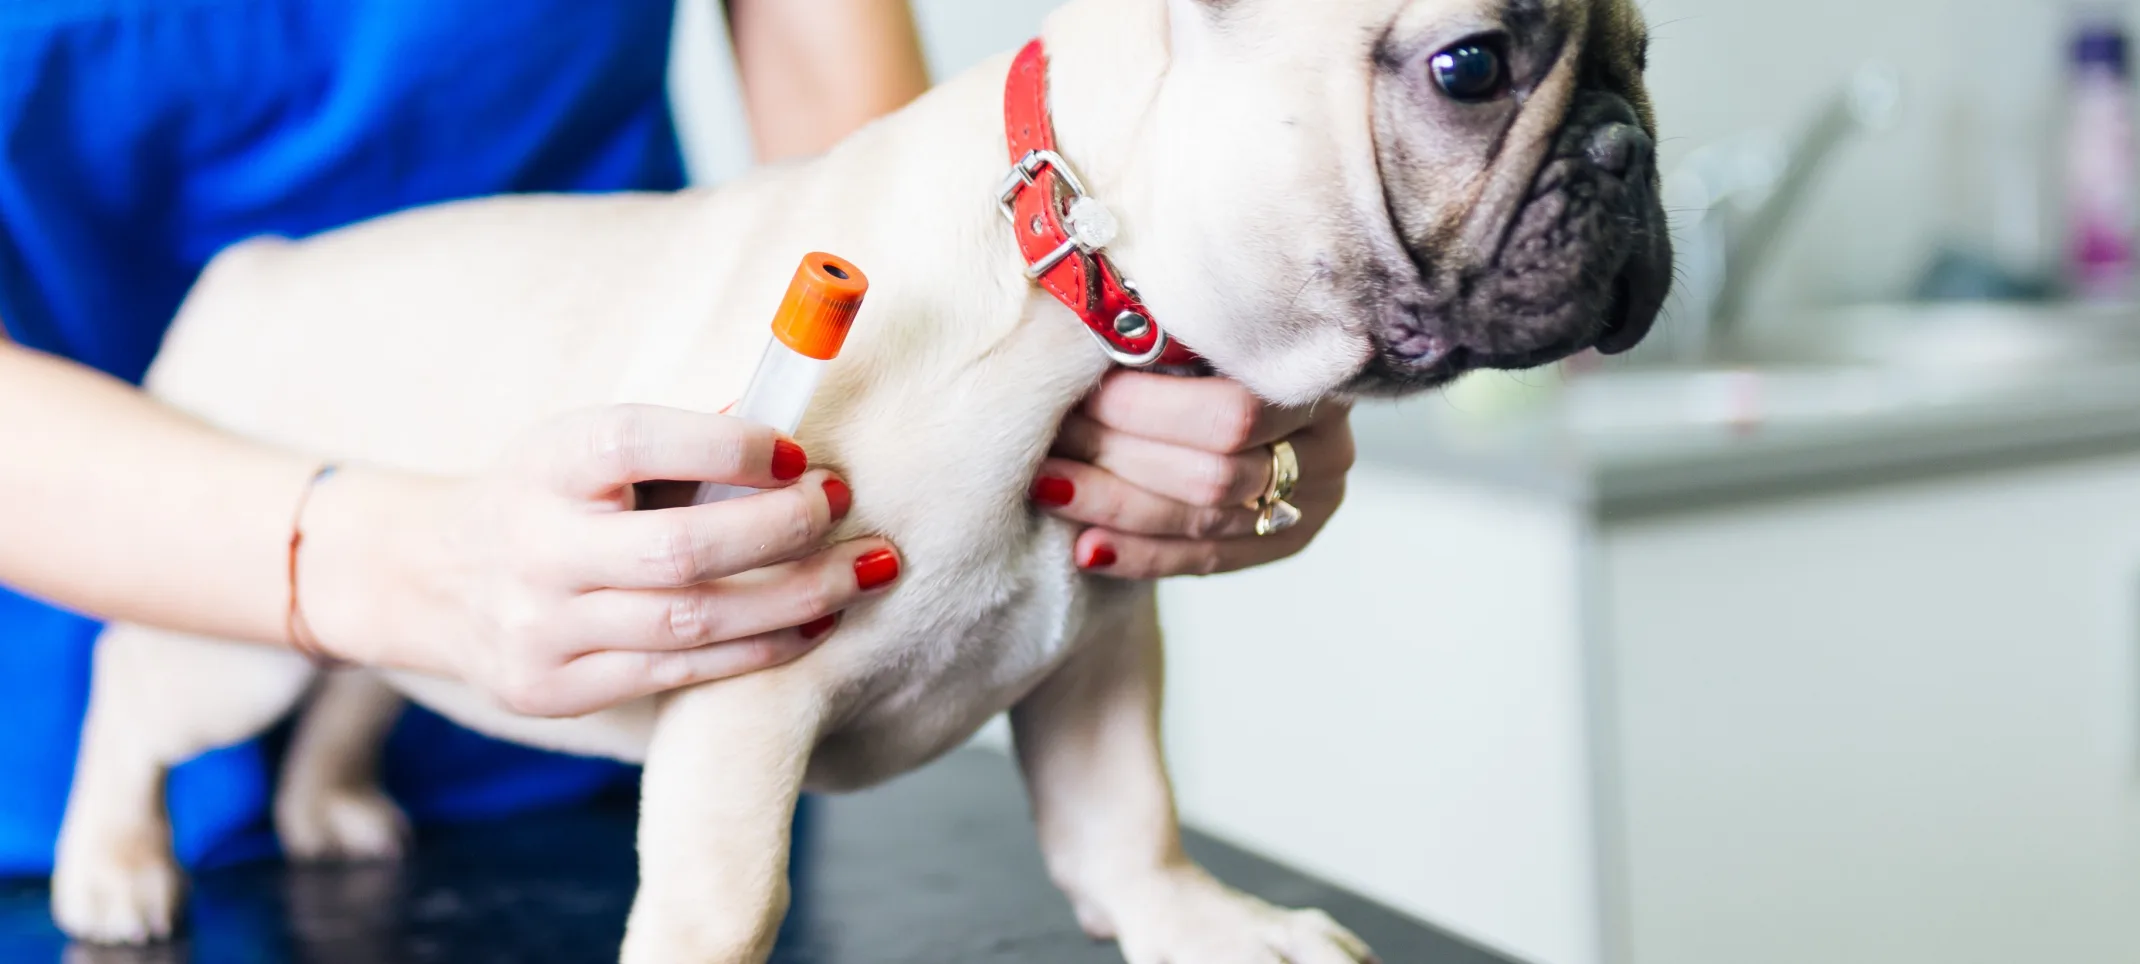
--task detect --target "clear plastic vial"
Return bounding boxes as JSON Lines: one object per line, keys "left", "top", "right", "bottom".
{"left": 695, "top": 254, "right": 869, "bottom": 505}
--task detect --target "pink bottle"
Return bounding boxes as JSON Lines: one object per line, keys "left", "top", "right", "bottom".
{"left": 2067, "top": 14, "right": 2139, "bottom": 300}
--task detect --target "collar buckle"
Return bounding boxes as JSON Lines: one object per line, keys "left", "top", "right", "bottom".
{"left": 998, "top": 150, "right": 1110, "bottom": 280}
{"left": 999, "top": 149, "right": 1172, "bottom": 366}
{"left": 998, "top": 150, "right": 1083, "bottom": 222}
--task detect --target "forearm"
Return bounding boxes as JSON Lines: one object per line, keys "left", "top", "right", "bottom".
{"left": 0, "top": 335, "right": 899, "bottom": 709}
{"left": 727, "top": 0, "right": 931, "bottom": 162}
{"left": 0, "top": 340, "right": 321, "bottom": 643}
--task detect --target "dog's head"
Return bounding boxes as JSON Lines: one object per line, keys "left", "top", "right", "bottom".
{"left": 1109, "top": 0, "right": 1670, "bottom": 403}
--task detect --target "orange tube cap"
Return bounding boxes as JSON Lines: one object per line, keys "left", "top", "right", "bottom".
{"left": 771, "top": 253, "right": 868, "bottom": 361}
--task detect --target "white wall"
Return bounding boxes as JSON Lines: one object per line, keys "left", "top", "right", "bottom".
{"left": 668, "top": 0, "right": 1064, "bottom": 185}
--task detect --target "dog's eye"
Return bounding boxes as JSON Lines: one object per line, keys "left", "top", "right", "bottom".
{"left": 1430, "top": 41, "right": 1509, "bottom": 103}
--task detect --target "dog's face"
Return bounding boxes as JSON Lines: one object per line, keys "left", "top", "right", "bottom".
{"left": 1123, "top": 0, "right": 1670, "bottom": 404}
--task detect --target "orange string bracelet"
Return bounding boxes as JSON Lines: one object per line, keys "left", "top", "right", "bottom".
{"left": 285, "top": 463, "right": 341, "bottom": 664}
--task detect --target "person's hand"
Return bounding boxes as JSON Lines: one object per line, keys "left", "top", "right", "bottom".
{"left": 299, "top": 405, "right": 902, "bottom": 718}
{"left": 1029, "top": 372, "right": 1354, "bottom": 579}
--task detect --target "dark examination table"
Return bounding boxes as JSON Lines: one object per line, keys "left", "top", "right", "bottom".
{"left": 0, "top": 750, "right": 1513, "bottom": 964}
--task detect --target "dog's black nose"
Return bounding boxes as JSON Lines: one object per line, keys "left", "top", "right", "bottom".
{"left": 1586, "top": 122, "right": 1652, "bottom": 177}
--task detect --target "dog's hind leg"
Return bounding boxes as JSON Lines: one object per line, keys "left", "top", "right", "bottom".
{"left": 621, "top": 675, "right": 823, "bottom": 964}
{"left": 274, "top": 668, "right": 409, "bottom": 862}
{"left": 51, "top": 623, "right": 317, "bottom": 944}
{"left": 1010, "top": 588, "right": 1376, "bottom": 964}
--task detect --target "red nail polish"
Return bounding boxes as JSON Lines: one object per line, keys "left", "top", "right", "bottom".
{"left": 771, "top": 439, "right": 808, "bottom": 481}
{"left": 1029, "top": 476, "right": 1076, "bottom": 508}
{"left": 823, "top": 478, "right": 853, "bottom": 522}
{"left": 799, "top": 614, "right": 838, "bottom": 641}
{"left": 854, "top": 548, "right": 900, "bottom": 591}
{"left": 1080, "top": 543, "right": 1118, "bottom": 569}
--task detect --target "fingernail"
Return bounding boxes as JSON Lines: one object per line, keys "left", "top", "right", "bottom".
{"left": 771, "top": 439, "right": 808, "bottom": 481}
{"left": 1029, "top": 476, "right": 1076, "bottom": 508}
{"left": 823, "top": 478, "right": 853, "bottom": 522}
{"left": 799, "top": 614, "right": 838, "bottom": 641}
{"left": 1079, "top": 543, "right": 1118, "bottom": 570}
{"left": 854, "top": 548, "right": 901, "bottom": 591}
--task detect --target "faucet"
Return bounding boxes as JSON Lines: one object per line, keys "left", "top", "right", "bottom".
{"left": 1651, "top": 64, "right": 1905, "bottom": 364}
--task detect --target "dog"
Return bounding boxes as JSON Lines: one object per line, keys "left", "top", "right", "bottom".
{"left": 51, "top": 0, "right": 1668, "bottom": 960}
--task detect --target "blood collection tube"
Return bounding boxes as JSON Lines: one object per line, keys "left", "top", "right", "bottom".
{"left": 694, "top": 253, "right": 868, "bottom": 505}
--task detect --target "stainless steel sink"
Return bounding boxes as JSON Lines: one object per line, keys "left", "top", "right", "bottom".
{"left": 1549, "top": 303, "right": 2140, "bottom": 436}
{"left": 1696, "top": 302, "right": 2140, "bottom": 373}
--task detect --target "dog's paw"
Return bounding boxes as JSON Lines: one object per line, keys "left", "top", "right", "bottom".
{"left": 1098, "top": 868, "right": 1376, "bottom": 964}
{"left": 275, "top": 786, "right": 409, "bottom": 862}
{"left": 50, "top": 835, "right": 183, "bottom": 945}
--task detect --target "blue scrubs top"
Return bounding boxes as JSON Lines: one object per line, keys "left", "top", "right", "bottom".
{"left": 0, "top": 0, "right": 686, "bottom": 876}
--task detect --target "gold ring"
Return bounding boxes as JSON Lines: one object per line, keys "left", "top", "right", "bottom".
{"left": 1254, "top": 439, "right": 1303, "bottom": 537}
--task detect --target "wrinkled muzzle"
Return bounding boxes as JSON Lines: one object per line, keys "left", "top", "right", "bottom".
{"left": 1364, "top": 89, "right": 1672, "bottom": 391}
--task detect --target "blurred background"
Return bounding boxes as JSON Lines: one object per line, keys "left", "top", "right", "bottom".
{"left": 673, "top": 4, "right": 2140, "bottom": 964}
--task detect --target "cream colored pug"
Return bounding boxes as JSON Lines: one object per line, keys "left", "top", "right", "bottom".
{"left": 52, "top": 0, "right": 1667, "bottom": 960}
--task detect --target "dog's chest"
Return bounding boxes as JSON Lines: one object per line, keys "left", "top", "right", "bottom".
{"left": 802, "top": 510, "right": 1096, "bottom": 790}
{"left": 789, "top": 373, "right": 1105, "bottom": 788}
{"left": 691, "top": 291, "right": 1114, "bottom": 790}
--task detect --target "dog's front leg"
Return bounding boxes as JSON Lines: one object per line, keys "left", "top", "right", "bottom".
{"left": 1011, "top": 587, "right": 1376, "bottom": 964}
{"left": 622, "top": 675, "right": 822, "bottom": 964}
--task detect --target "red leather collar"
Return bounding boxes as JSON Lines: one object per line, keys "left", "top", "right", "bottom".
{"left": 1001, "top": 39, "right": 1200, "bottom": 368}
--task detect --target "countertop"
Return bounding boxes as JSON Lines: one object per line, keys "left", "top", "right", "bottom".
{"left": 0, "top": 749, "right": 1502, "bottom": 964}
{"left": 1351, "top": 357, "right": 2140, "bottom": 521}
